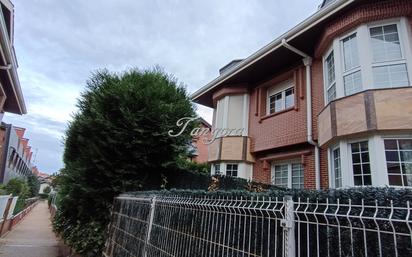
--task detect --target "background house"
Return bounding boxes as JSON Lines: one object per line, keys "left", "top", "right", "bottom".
{"left": 188, "top": 117, "right": 211, "bottom": 164}
{"left": 0, "top": 123, "right": 33, "bottom": 183}
{"left": 192, "top": 0, "right": 412, "bottom": 189}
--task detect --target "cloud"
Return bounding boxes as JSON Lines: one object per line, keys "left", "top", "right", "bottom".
{"left": 5, "top": 0, "right": 321, "bottom": 174}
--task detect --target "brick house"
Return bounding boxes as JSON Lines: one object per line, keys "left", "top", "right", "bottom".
{"left": 0, "top": 123, "right": 34, "bottom": 183}
{"left": 188, "top": 118, "right": 212, "bottom": 164}
{"left": 192, "top": 0, "right": 412, "bottom": 189}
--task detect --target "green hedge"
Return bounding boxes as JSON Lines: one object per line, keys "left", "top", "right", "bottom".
{"left": 121, "top": 187, "right": 412, "bottom": 257}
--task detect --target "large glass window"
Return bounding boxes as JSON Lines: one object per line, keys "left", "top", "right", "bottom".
{"left": 351, "top": 141, "right": 372, "bottom": 186}
{"left": 323, "top": 20, "right": 411, "bottom": 104}
{"left": 384, "top": 139, "right": 412, "bottom": 187}
{"left": 332, "top": 148, "right": 342, "bottom": 188}
{"left": 342, "top": 34, "right": 362, "bottom": 96}
{"left": 373, "top": 64, "right": 409, "bottom": 88}
{"left": 370, "top": 24, "right": 410, "bottom": 88}
{"left": 226, "top": 164, "right": 238, "bottom": 177}
{"left": 271, "top": 162, "right": 304, "bottom": 189}
{"left": 370, "top": 24, "right": 402, "bottom": 62}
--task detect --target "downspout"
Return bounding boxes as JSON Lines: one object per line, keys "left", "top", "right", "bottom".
{"left": 281, "top": 39, "right": 321, "bottom": 190}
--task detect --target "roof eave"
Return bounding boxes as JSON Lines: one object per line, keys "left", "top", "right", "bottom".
{"left": 191, "top": 0, "right": 355, "bottom": 103}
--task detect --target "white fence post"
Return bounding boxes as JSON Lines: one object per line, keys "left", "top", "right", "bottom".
{"left": 143, "top": 196, "right": 157, "bottom": 257}
{"left": 281, "top": 195, "right": 295, "bottom": 257}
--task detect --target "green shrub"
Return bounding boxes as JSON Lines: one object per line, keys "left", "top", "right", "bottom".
{"left": 120, "top": 187, "right": 412, "bottom": 257}
{"left": 27, "top": 174, "right": 40, "bottom": 197}
{"left": 2, "top": 178, "right": 29, "bottom": 198}
{"left": 55, "top": 68, "right": 197, "bottom": 256}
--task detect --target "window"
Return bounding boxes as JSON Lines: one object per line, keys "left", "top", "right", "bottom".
{"left": 323, "top": 20, "right": 411, "bottom": 104}
{"left": 272, "top": 164, "right": 288, "bottom": 187}
{"left": 370, "top": 24, "right": 402, "bottom": 62}
{"left": 370, "top": 24, "right": 410, "bottom": 88}
{"left": 342, "top": 34, "right": 362, "bottom": 96}
{"left": 384, "top": 139, "right": 412, "bottom": 187}
{"left": 350, "top": 141, "right": 372, "bottom": 186}
{"left": 226, "top": 164, "right": 238, "bottom": 177}
{"left": 291, "top": 164, "right": 304, "bottom": 189}
{"left": 332, "top": 148, "right": 342, "bottom": 188}
{"left": 267, "top": 79, "right": 295, "bottom": 114}
{"left": 271, "top": 162, "right": 304, "bottom": 189}
{"left": 214, "top": 164, "right": 221, "bottom": 175}
{"left": 325, "top": 51, "right": 336, "bottom": 102}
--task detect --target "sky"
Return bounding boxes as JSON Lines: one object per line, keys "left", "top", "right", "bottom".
{"left": 4, "top": 0, "right": 321, "bottom": 174}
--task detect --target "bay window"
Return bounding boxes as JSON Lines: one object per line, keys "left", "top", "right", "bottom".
{"left": 329, "top": 135, "right": 412, "bottom": 188}
{"left": 323, "top": 18, "right": 412, "bottom": 104}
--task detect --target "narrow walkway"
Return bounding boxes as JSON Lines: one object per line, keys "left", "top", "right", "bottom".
{"left": 0, "top": 201, "right": 59, "bottom": 257}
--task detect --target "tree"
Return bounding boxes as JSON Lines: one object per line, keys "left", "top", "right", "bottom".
{"left": 2, "top": 178, "right": 29, "bottom": 197}
{"left": 54, "top": 68, "right": 196, "bottom": 256}
{"left": 27, "top": 174, "right": 40, "bottom": 197}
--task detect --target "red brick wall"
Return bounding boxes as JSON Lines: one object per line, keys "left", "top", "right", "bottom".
{"left": 247, "top": 0, "right": 412, "bottom": 189}
{"left": 192, "top": 123, "right": 211, "bottom": 163}
{"left": 315, "top": 0, "right": 412, "bottom": 58}
{"left": 248, "top": 67, "right": 308, "bottom": 153}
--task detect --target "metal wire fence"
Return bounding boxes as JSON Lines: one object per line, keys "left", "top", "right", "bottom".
{"left": 103, "top": 194, "right": 412, "bottom": 257}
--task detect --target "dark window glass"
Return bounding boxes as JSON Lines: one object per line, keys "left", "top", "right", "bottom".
{"left": 351, "top": 141, "right": 372, "bottom": 186}
{"left": 384, "top": 139, "right": 412, "bottom": 187}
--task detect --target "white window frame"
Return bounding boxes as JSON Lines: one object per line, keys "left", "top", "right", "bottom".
{"left": 379, "top": 135, "right": 412, "bottom": 188}
{"left": 226, "top": 163, "right": 238, "bottom": 177}
{"left": 323, "top": 17, "right": 412, "bottom": 105}
{"left": 213, "top": 164, "right": 221, "bottom": 175}
{"left": 328, "top": 134, "right": 412, "bottom": 189}
{"left": 330, "top": 146, "right": 342, "bottom": 188}
{"left": 266, "top": 79, "right": 295, "bottom": 115}
{"left": 271, "top": 160, "right": 304, "bottom": 189}
{"left": 323, "top": 49, "right": 337, "bottom": 102}
{"left": 348, "top": 139, "right": 373, "bottom": 187}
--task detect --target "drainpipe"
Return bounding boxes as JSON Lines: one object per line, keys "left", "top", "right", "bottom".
{"left": 282, "top": 39, "right": 321, "bottom": 190}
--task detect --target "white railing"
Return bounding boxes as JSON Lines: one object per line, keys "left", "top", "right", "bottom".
{"left": 7, "top": 196, "right": 18, "bottom": 219}
{"left": 104, "top": 194, "right": 412, "bottom": 257}
{"left": 0, "top": 195, "right": 10, "bottom": 220}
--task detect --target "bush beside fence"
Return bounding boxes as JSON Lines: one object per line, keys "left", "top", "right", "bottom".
{"left": 104, "top": 188, "right": 412, "bottom": 257}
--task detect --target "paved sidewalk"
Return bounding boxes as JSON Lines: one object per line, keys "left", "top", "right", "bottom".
{"left": 0, "top": 201, "right": 59, "bottom": 257}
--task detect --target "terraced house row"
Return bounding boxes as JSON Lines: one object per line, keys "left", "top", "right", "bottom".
{"left": 192, "top": 0, "right": 412, "bottom": 189}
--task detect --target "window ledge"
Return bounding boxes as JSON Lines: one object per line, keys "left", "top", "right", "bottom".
{"left": 259, "top": 107, "right": 295, "bottom": 122}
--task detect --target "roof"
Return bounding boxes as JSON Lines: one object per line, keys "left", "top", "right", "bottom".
{"left": 0, "top": 0, "right": 26, "bottom": 114}
{"left": 198, "top": 117, "right": 211, "bottom": 129}
{"left": 191, "top": 0, "right": 358, "bottom": 107}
